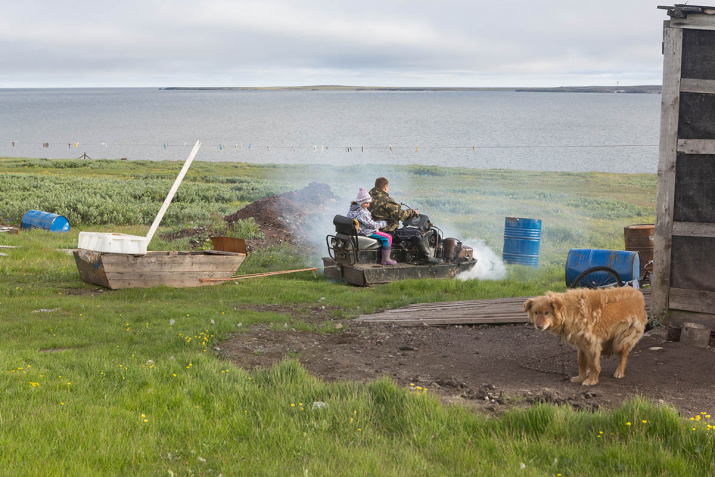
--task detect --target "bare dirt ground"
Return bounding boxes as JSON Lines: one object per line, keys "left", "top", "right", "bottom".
{"left": 219, "top": 306, "right": 715, "bottom": 417}
{"left": 191, "top": 184, "right": 713, "bottom": 417}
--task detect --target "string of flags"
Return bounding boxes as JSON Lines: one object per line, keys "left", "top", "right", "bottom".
{"left": 4, "top": 140, "right": 660, "bottom": 152}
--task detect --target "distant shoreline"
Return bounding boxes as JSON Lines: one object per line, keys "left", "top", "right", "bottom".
{"left": 160, "top": 85, "right": 661, "bottom": 94}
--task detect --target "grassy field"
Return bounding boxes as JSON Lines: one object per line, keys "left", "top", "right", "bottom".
{"left": 1, "top": 157, "right": 713, "bottom": 476}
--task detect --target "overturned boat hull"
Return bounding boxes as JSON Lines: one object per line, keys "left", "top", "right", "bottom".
{"left": 322, "top": 257, "right": 477, "bottom": 287}
{"left": 74, "top": 249, "right": 246, "bottom": 289}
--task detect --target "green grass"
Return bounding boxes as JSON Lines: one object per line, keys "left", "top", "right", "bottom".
{"left": 1, "top": 157, "right": 657, "bottom": 268}
{"left": 1, "top": 158, "right": 710, "bottom": 475}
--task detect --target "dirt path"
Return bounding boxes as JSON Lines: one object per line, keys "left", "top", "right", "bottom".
{"left": 219, "top": 304, "right": 715, "bottom": 417}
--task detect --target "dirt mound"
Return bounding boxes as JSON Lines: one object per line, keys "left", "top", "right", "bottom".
{"left": 224, "top": 182, "right": 338, "bottom": 251}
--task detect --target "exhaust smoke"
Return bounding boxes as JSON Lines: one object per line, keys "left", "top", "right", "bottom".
{"left": 456, "top": 239, "right": 506, "bottom": 281}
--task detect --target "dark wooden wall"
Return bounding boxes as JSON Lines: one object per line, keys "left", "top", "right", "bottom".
{"left": 654, "top": 18, "right": 715, "bottom": 327}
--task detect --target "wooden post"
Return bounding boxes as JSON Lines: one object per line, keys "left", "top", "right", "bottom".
{"left": 145, "top": 140, "right": 201, "bottom": 245}
{"left": 653, "top": 24, "right": 682, "bottom": 324}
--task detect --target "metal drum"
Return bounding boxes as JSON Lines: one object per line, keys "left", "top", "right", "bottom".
{"left": 20, "top": 210, "right": 70, "bottom": 233}
{"left": 502, "top": 217, "right": 542, "bottom": 268}
{"left": 624, "top": 224, "right": 655, "bottom": 279}
{"left": 565, "top": 249, "right": 641, "bottom": 287}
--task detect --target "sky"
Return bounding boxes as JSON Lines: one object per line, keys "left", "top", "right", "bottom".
{"left": 0, "top": 0, "right": 672, "bottom": 88}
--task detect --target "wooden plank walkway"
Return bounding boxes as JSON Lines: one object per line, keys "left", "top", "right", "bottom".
{"left": 355, "top": 289, "right": 652, "bottom": 326}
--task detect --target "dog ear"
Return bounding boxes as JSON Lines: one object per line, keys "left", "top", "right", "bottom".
{"left": 547, "top": 292, "right": 563, "bottom": 314}
{"left": 523, "top": 298, "right": 533, "bottom": 312}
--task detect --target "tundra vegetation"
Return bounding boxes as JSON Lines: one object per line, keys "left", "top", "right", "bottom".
{"left": 1, "top": 157, "right": 712, "bottom": 476}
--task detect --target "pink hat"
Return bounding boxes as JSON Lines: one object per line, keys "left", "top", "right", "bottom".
{"left": 356, "top": 187, "right": 371, "bottom": 204}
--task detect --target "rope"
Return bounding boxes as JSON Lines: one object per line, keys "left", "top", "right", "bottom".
{"left": 4, "top": 140, "right": 659, "bottom": 151}
{"left": 199, "top": 267, "right": 318, "bottom": 283}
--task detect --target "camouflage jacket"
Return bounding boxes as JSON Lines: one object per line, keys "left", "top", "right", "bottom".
{"left": 368, "top": 187, "right": 416, "bottom": 232}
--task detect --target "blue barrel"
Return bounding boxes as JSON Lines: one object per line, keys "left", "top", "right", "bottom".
{"left": 21, "top": 210, "right": 70, "bottom": 233}
{"left": 565, "top": 249, "right": 640, "bottom": 287}
{"left": 502, "top": 217, "right": 542, "bottom": 267}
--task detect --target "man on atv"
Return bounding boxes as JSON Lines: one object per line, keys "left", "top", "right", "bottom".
{"left": 368, "top": 177, "right": 442, "bottom": 264}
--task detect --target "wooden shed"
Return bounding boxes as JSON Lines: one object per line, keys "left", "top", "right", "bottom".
{"left": 654, "top": 5, "right": 715, "bottom": 328}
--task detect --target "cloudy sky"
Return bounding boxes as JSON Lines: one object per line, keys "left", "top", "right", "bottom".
{"left": 1, "top": 0, "right": 670, "bottom": 88}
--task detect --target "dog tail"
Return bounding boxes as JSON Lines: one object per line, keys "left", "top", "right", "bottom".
{"left": 610, "top": 314, "right": 646, "bottom": 355}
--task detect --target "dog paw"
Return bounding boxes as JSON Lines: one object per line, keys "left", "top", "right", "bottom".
{"left": 613, "top": 370, "right": 625, "bottom": 379}
{"left": 581, "top": 379, "right": 599, "bottom": 386}
{"left": 570, "top": 376, "right": 586, "bottom": 383}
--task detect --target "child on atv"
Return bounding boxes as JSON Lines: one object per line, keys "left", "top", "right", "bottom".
{"left": 347, "top": 188, "right": 397, "bottom": 265}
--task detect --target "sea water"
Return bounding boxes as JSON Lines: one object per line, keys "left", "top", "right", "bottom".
{"left": 0, "top": 88, "right": 660, "bottom": 173}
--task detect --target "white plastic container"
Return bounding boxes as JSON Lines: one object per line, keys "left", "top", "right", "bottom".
{"left": 78, "top": 232, "right": 148, "bottom": 255}
{"left": 76, "top": 141, "right": 201, "bottom": 255}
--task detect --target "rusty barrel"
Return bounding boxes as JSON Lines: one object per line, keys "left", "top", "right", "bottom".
{"left": 624, "top": 224, "right": 655, "bottom": 278}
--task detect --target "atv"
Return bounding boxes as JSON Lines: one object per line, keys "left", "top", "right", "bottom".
{"left": 323, "top": 213, "right": 477, "bottom": 286}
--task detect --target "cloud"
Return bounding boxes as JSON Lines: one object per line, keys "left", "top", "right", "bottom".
{"left": 0, "top": 0, "right": 668, "bottom": 87}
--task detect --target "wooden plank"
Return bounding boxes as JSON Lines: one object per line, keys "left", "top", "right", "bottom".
{"left": 672, "top": 221, "right": 715, "bottom": 237}
{"left": 109, "top": 270, "right": 241, "bottom": 279}
{"left": 670, "top": 16, "right": 715, "bottom": 32}
{"left": 667, "top": 309, "right": 715, "bottom": 329}
{"left": 355, "top": 290, "right": 652, "bottom": 326}
{"left": 669, "top": 287, "right": 715, "bottom": 315}
{"left": 73, "top": 251, "right": 111, "bottom": 288}
{"left": 653, "top": 26, "right": 683, "bottom": 324}
{"left": 145, "top": 140, "right": 201, "bottom": 245}
{"left": 379, "top": 297, "right": 528, "bottom": 311}
{"left": 101, "top": 252, "right": 245, "bottom": 273}
{"left": 101, "top": 260, "right": 244, "bottom": 273}
{"left": 361, "top": 317, "right": 531, "bottom": 327}
{"left": 209, "top": 237, "right": 248, "bottom": 254}
{"left": 677, "top": 138, "right": 715, "bottom": 154}
{"left": 680, "top": 78, "right": 715, "bottom": 94}
{"left": 106, "top": 278, "right": 229, "bottom": 289}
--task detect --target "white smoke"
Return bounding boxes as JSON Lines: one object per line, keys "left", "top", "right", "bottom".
{"left": 456, "top": 239, "right": 507, "bottom": 281}
{"left": 281, "top": 165, "right": 408, "bottom": 259}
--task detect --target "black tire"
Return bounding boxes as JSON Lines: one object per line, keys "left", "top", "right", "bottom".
{"left": 570, "top": 266, "right": 623, "bottom": 289}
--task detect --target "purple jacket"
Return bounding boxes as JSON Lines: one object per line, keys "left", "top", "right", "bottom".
{"left": 347, "top": 203, "right": 387, "bottom": 235}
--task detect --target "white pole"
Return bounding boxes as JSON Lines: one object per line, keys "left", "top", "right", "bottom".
{"left": 145, "top": 140, "right": 201, "bottom": 245}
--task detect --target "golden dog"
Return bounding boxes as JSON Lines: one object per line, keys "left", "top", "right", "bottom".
{"left": 523, "top": 287, "right": 647, "bottom": 386}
